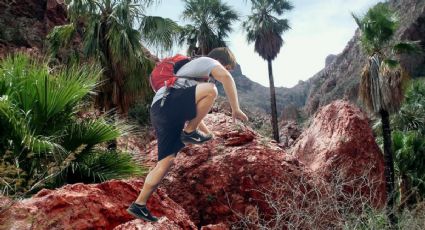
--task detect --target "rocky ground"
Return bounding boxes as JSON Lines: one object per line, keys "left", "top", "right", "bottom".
{"left": 1, "top": 100, "right": 386, "bottom": 229}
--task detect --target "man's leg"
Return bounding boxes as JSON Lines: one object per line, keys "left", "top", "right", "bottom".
{"left": 135, "top": 154, "right": 176, "bottom": 205}
{"left": 184, "top": 83, "right": 218, "bottom": 133}
{"left": 198, "top": 120, "right": 211, "bottom": 135}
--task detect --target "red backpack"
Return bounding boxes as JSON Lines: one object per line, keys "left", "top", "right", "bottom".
{"left": 149, "top": 54, "right": 190, "bottom": 92}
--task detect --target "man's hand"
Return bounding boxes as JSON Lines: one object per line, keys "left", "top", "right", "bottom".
{"left": 232, "top": 109, "right": 248, "bottom": 123}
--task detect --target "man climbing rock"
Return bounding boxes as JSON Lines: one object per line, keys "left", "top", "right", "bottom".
{"left": 127, "top": 47, "right": 248, "bottom": 222}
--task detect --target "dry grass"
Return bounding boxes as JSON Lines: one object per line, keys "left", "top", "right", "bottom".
{"left": 228, "top": 167, "right": 425, "bottom": 229}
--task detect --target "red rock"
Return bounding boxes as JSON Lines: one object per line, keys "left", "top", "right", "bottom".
{"left": 140, "top": 113, "right": 306, "bottom": 226}
{"left": 113, "top": 218, "right": 183, "bottom": 230}
{"left": 200, "top": 223, "right": 229, "bottom": 230}
{"left": 2, "top": 180, "right": 196, "bottom": 230}
{"left": 0, "top": 0, "right": 67, "bottom": 52}
{"left": 290, "top": 100, "right": 386, "bottom": 207}
{"left": 138, "top": 104, "right": 385, "bottom": 227}
{"left": 216, "top": 129, "right": 255, "bottom": 146}
{"left": 45, "top": 0, "right": 67, "bottom": 27}
{"left": 279, "top": 120, "right": 302, "bottom": 148}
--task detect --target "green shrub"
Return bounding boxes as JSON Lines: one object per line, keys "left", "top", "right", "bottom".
{"left": 128, "top": 102, "right": 151, "bottom": 126}
{"left": 0, "top": 54, "right": 143, "bottom": 197}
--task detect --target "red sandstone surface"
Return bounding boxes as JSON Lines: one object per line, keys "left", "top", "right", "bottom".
{"left": 0, "top": 180, "right": 196, "bottom": 230}
{"left": 290, "top": 100, "right": 386, "bottom": 207}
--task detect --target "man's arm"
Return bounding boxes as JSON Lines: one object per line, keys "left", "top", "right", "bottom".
{"left": 210, "top": 65, "right": 248, "bottom": 122}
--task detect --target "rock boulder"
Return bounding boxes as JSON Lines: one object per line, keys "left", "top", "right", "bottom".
{"left": 290, "top": 100, "right": 386, "bottom": 207}
{"left": 1, "top": 180, "right": 196, "bottom": 230}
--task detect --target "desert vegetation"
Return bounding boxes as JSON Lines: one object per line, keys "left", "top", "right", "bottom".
{"left": 0, "top": 54, "right": 144, "bottom": 197}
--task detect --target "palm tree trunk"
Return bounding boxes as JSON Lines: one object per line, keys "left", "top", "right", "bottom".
{"left": 267, "top": 59, "right": 280, "bottom": 142}
{"left": 100, "top": 21, "right": 118, "bottom": 150}
{"left": 380, "top": 109, "right": 397, "bottom": 225}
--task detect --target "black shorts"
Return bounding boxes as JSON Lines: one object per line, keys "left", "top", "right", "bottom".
{"left": 150, "top": 86, "right": 197, "bottom": 161}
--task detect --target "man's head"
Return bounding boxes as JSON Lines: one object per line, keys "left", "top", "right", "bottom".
{"left": 207, "top": 47, "right": 236, "bottom": 71}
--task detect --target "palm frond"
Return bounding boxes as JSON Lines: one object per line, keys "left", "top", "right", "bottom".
{"left": 28, "top": 63, "right": 100, "bottom": 132}
{"left": 0, "top": 53, "right": 37, "bottom": 99}
{"left": 351, "top": 13, "right": 363, "bottom": 30}
{"left": 392, "top": 41, "right": 423, "bottom": 55}
{"left": 47, "top": 23, "right": 77, "bottom": 57}
{"left": 352, "top": 3, "right": 398, "bottom": 55}
{"left": 394, "top": 104, "right": 425, "bottom": 132}
{"left": 273, "top": 0, "right": 294, "bottom": 15}
{"left": 63, "top": 116, "right": 131, "bottom": 152}
{"left": 254, "top": 29, "right": 283, "bottom": 61}
{"left": 392, "top": 79, "right": 425, "bottom": 133}
{"left": 393, "top": 130, "right": 425, "bottom": 195}
{"left": 379, "top": 61, "right": 409, "bottom": 113}
{"left": 140, "top": 16, "right": 181, "bottom": 51}
{"left": 178, "top": 24, "right": 198, "bottom": 47}
{"left": 107, "top": 1, "right": 144, "bottom": 63}
{"left": 82, "top": 19, "right": 102, "bottom": 58}
{"left": 405, "top": 79, "right": 425, "bottom": 105}
{"left": 0, "top": 96, "right": 63, "bottom": 155}
{"left": 122, "top": 52, "right": 154, "bottom": 97}
{"left": 359, "top": 54, "right": 382, "bottom": 113}
{"left": 383, "top": 58, "right": 399, "bottom": 68}
{"left": 56, "top": 150, "right": 145, "bottom": 184}
{"left": 65, "top": 0, "right": 100, "bottom": 21}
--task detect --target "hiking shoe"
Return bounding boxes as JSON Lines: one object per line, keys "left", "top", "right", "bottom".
{"left": 181, "top": 129, "right": 213, "bottom": 144}
{"left": 127, "top": 203, "right": 158, "bottom": 222}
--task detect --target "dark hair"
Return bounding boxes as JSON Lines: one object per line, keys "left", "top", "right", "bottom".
{"left": 207, "top": 47, "right": 237, "bottom": 69}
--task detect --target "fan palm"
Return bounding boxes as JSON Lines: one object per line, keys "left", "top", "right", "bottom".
{"left": 389, "top": 79, "right": 425, "bottom": 207}
{"left": 48, "top": 0, "right": 181, "bottom": 113}
{"left": 392, "top": 79, "right": 425, "bottom": 134}
{"left": 0, "top": 54, "right": 143, "bottom": 196}
{"left": 353, "top": 3, "right": 420, "bottom": 223}
{"left": 243, "top": 0, "right": 293, "bottom": 142}
{"left": 392, "top": 130, "right": 425, "bottom": 207}
{"left": 180, "top": 0, "right": 239, "bottom": 55}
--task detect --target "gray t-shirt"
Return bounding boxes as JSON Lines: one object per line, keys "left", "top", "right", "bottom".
{"left": 151, "top": 57, "right": 220, "bottom": 106}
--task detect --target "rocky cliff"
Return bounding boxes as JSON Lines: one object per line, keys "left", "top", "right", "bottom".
{"left": 302, "top": 0, "right": 425, "bottom": 116}
{"left": 227, "top": 0, "right": 425, "bottom": 117}
{"left": 0, "top": 0, "right": 67, "bottom": 56}
{"left": 217, "top": 64, "right": 311, "bottom": 115}
{"left": 1, "top": 101, "right": 386, "bottom": 229}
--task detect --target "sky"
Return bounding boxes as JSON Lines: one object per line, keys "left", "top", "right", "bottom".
{"left": 146, "top": 0, "right": 383, "bottom": 88}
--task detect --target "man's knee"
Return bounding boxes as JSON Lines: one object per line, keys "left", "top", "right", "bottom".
{"left": 205, "top": 83, "right": 218, "bottom": 99}
{"left": 195, "top": 83, "right": 218, "bottom": 103}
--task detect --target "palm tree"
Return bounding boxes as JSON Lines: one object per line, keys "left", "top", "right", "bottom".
{"left": 243, "top": 0, "right": 293, "bottom": 142}
{"left": 0, "top": 54, "right": 143, "bottom": 196}
{"left": 353, "top": 3, "right": 420, "bottom": 224}
{"left": 180, "top": 0, "right": 238, "bottom": 55}
{"left": 48, "top": 0, "right": 181, "bottom": 113}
